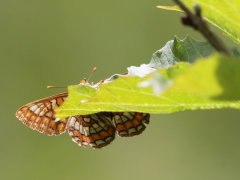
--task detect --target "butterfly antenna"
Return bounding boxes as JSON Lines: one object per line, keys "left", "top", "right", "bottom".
{"left": 47, "top": 86, "right": 67, "bottom": 89}
{"left": 87, "top": 67, "right": 97, "bottom": 82}
{"left": 48, "top": 67, "right": 97, "bottom": 88}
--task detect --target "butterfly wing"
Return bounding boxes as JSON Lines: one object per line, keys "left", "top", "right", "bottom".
{"left": 68, "top": 112, "right": 116, "bottom": 149}
{"left": 111, "top": 112, "right": 150, "bottom": 137}
{"left": 15, "top": 92, "right": 69, "bottom": 136}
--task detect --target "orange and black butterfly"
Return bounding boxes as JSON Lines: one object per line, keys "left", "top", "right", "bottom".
{"left": 15, "top": 75, "right": 150, "bottom": 149}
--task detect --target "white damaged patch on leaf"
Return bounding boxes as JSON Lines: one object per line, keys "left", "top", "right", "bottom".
{"left": 127, "top": 64, "right": 156, "bottom": 77}
{"left": 138, "top": 71, "right": 173, "bottom": 95}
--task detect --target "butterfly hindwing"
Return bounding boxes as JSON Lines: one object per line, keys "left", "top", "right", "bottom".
{"left": 111, "top": 112, "right": 150, "bottom": 137}
{"left": 67, "top": 113, "right": 116, "bottom": 149}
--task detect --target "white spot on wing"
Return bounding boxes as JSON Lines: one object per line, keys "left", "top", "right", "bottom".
{"left": 54, "top": 118, "right": 60, "bottom": 122}
{"left": 74, "top": 121, "right": 80, "bottom": 130}
{"left": 34, "top": 108, "right": 41, "bottom": 115}
{"left": 29, "top": 105, "right": 38, "bottom": 112}
{"left": 82, "top": 142, "right": 88, "bottom": 146}
{"left": 68, "top": 117, "right": 76, "bottom": 127}
{"left": 68, "top": 130, "right": 73, "bottom": 136}
{"left": 79, "top": 125, "right": 84, "bottom": 134}
{"left": 50, "top": 99, "right": 58, "bottom": 109}
{"left": 89, "top": 143, "right": 96, "bottom": 147}
{"left": 84, "top": 127, "right": 90, "bottom": 136}
{"left": 74, "top": 137, "right": 80, "bottom": 141}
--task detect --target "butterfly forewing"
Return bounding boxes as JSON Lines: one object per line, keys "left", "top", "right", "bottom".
{"left": 111, "top": 112, "right": 150, "bottom": 137}
{"left": 68, "top": 113, "right": 116, "bottom": 149}
{"left": 16, "top": 92, "right": 69, "bottom": 135}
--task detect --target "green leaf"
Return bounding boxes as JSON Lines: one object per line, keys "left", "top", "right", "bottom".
{"left": 157, "top": 0, "right": 240, "bottom": 44}
{"left": 149, "top": 36, "right": 240, "bottom": 69}
{"left": 170, "top": 54, "right": 240, "bottom": 100}
{"left": 55, "top": 37, "right": 240, "bottom": 119}
{"left": 55, "top": 56, "right": 240, "bottom": 118}
{"left": 56, "top": 55, "right": 240, "bottom": 119}
{"left": 55, "top": 85, "right": 97, "bottom": 118}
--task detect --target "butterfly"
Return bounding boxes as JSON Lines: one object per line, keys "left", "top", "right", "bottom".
{"left": 15, "top": 78, "right": 150, "bottom": 149}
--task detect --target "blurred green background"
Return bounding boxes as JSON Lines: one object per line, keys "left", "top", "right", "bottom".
{"left": 1, "top": 1, "right": 240, "bottom": 180}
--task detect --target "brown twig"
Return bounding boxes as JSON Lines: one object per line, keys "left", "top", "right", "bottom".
{"left": 174, "top": 0, "right": 231, "bottom": 56}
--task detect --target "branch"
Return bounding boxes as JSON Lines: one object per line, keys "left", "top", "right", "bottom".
{"left": 174, "top": 0, "right": 231, "bottom": 56}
